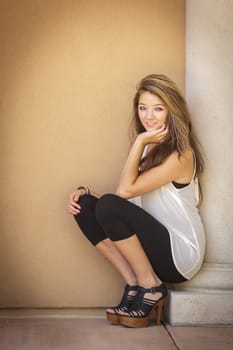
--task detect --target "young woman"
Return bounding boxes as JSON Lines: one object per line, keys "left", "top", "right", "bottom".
{"left": 67, "top": 74, "right": 206, "bottom": 328}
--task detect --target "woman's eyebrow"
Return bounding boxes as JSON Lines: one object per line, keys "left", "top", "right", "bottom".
{"left": 138, "top": 103, "right": 164, "bottom": 106}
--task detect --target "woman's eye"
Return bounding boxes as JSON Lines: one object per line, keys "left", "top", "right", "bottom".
{"left": 155, "top": 107, "right": 163, "bottom": 112}
{"left": 139, "top": 106, "right": 146, "bottom": 111}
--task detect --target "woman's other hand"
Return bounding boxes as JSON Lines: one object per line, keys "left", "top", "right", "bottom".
{"left": 67, "top": 190, "right": 83, "bottom": 215}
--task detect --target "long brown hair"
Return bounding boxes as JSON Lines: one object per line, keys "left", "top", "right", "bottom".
{"left": 130, "top": 74, "right": 204, "bottom": 177}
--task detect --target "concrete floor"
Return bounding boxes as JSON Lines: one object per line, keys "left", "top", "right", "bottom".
{"left": 0, "top": 317, "right": 232, "bottom": 350}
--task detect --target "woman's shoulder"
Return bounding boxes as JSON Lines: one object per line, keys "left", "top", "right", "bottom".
{"left": 168, "top": 148, "right": 194, "bottom": 182}
{"left": 170, "top": 147, "right": 193, "bottom": 162}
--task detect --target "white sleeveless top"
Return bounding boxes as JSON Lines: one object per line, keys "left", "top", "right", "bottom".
{"left": 130, "top": 149, "right": 206, "bottom": 280}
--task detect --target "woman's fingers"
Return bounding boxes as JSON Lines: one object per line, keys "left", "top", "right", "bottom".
{"left": 69, "top": 191, "right": 77, "bottom": 202}
{"left": 71, "top": 200, "right": 81, "bottom": 209}
{"left": 68, "top": 202, "right": 81, "bottom": 215}
{"left": 155, "top": 126, "right": 168, "bottom": 141}
{"left": 68, "top": 205, "right": 80, "bottom": 215}
{"left": 68, "top": 191, "right": 82, "bottom": 215}
{"left": 69, "top": 191, "right": 81, "bottom": 208}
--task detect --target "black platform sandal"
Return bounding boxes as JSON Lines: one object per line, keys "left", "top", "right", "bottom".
{"left": 106, "top": 284, "right": 138, "bottom": 324}
{"left": 120, "top": 283, "right": 168, "bottom": 328}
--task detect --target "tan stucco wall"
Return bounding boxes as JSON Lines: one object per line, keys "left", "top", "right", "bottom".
{"left": 0, "top": 0, "right": 184, "bottom": 307}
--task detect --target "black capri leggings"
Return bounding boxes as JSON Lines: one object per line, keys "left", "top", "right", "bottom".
{"left": 74, "top": 193, "right": 186, "bottom": 284}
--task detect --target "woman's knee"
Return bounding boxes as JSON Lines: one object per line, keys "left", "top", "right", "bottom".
{"left": 95, "top": 193, "right": 133, "bottom": 241}
{"left": 95, "top": 193, "right": 120, "bottom": 223}
{"left": 73, "top": 194, "right": 98, "bottom": 220}
{"left": 78, "top": 194, "right": 97, "bottom": 209}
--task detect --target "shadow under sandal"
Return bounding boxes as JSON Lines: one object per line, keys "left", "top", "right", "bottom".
{"left": 106, "top": 285, "right": 138, "bottom": 324}
{"left": 120, "top": 283, "right": 168, "bottom": 328}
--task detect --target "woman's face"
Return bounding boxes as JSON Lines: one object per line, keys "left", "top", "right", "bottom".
{"left": 138, "top": 91, "right": 169, "bottom": 131}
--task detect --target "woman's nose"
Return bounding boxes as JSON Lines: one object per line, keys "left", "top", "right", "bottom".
{"left": 145, "top": 111, "right": 154, "bottom": 119}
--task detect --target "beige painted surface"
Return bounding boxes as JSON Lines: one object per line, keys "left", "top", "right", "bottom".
{"left": 0, "top": 0, "right": 184, "bottom": 307}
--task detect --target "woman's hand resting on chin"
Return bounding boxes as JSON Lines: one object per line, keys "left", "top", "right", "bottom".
{"left": 137, "top": 125, "right": 168, "bottom": 146}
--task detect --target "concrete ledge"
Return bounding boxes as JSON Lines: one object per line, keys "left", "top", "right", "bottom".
{"left": 166, "top": 289, "right": 233, "bottom": 326}
{"left": 174, "top": 263, "right": 233, "bottom": 291}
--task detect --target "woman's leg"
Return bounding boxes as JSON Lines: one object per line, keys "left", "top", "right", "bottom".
{"left": 73, "top": 195, "right": 137, "bottom": 286}
{"left": 74, "top": 193, "right": 186, "bottom": 318}
{"left": 96, "top": 238, "right": 137, "bottom": 286}
{"left": 114, "top": 235, "right": 161, "bottom": 288}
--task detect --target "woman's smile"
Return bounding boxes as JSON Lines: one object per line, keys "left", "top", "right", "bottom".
{"left": 144, "top": 121, "right": 159, "bottom": 129}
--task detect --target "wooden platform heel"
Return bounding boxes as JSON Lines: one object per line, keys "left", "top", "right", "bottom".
{"left": 106, "top": 284, "right": 138, "bottom": 324}
{"left": 119, "top": 283, "right": 168, "bottom": 328}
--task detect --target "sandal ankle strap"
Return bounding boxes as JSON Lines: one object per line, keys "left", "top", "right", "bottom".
{"left": 125, "top": 284, "right": 138, "bottom": 292}
{"left": 139, "top": 283, "right": 168, "bottom": 297}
